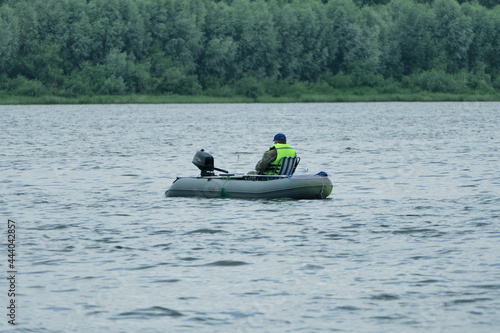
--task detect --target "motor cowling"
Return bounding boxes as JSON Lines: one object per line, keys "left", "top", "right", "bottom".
{"left": 192, "top": 150, "right": 229, "bottom": 177}
{"left": 192, "top": 149, "right": 215, "bottom": 176}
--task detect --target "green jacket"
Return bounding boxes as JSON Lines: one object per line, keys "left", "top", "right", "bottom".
{"left": 255, "top": 143, "right": 296, "bottom": 175}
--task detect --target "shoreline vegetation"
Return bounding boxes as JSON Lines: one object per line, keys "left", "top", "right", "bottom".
{"left": 1, "top": 0, "right": 500, "bottom": 105}
{"left": 1, "top": 90, "right": 500, "bottom": 105}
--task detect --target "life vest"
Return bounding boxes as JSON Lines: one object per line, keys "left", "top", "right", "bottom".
{"left": 263, "top": 143, "right": 296, "bottom": 175}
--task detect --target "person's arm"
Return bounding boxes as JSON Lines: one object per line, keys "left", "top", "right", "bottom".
{"left": 255, "top": 149, "right": 277, "bottom": 174}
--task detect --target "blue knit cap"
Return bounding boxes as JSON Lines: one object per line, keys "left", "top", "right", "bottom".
{"left": 274, "top": 133, "right": 286, "bottom": 141}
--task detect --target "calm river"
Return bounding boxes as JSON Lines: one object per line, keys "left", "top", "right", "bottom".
{"left": 1, "top": 102, "right": 499, "bottom": 332}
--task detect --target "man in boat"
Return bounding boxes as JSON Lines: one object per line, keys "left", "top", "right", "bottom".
{"left": 252, "top": 133, "right": 296, "bottom": 175}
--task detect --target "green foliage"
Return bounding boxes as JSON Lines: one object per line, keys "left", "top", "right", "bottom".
{"left": 262, "top": 76, "right": 297, "bottom": 97}
{"left": 433, "top": 0, "right": 473, "bottom": 72}
{"left": 234, "top": 76, "right": 264, "bottom": 99}
{"left": 0, "top": 0, "right": 499, "bottom": 99}
{"left": 0, "top": 5, "right": 19, "bottom": 74}
{"left": 7, "top": 75, "right": 49, "bottom": 97}
{"left": 404, "top": 70, "right": 463, "bottom": 93}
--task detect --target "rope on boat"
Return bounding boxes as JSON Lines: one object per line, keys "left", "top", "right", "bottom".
{"left": 221, "top": 154, "right": 240, "bottom": 198}
{"left": 316, "top": 171, "right": 330, "bottom": 199}
{"left": 221, "top": 176, "right": 231, "bottom": 198}
{"left": 320, "top": 181, "right": 326, "bottom": 199}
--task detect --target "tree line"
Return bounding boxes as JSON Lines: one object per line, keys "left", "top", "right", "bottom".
{"left": 0, "top": 0, "right": 499, "bottom": 99}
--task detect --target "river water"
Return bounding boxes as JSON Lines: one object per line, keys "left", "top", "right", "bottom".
{"left": 1, "top": 102, "right": 499, "bottom": 332}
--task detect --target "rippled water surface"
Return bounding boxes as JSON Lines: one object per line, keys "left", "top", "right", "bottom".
{"left": 1, "top": 103, "right": 499, "bottom": 332}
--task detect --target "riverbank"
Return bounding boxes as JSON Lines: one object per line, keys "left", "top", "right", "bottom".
{"left": 1, "top": 89, "right": 500, "bottom": 105}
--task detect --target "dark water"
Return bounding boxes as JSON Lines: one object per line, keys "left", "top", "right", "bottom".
{"left": 1, "top": 103, "right": 499, "bottom": 332}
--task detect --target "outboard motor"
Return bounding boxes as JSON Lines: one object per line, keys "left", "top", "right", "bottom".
{"left": 192, "top": 149, "right": 228, "bottom": 177}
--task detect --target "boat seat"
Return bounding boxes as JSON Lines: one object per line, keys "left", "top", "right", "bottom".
{"left": 275, "top": 156, "right": 300, "bottom": 176}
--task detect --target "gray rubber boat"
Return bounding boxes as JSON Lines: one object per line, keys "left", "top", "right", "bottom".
{"left": 165, "top": 173, "right": 333, "bottom": 199}
{"left": 165, "top": 150, "right": 332, "bottom": 199}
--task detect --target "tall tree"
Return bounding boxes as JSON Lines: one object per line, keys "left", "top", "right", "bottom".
{"left": 65, "top": 0, "right": 93, "bottom": 69}
{"left": 230, "top": 0, "right": 278, "bottom": 79}
{"left": 269, "top": 1, "right": 303, "bottom": 80}
{"left": 146, "top": 0, "right": 203, "bottom": 74}
{"left": 87, "top": 0, "right": 127, "bottom": 62}
{"left": 0, "top": 4, "right": 19, "bottom": 76}
{"left": 325, "top": 0, "right": 369, "bottom": 74}
{"left": 292, "top": 0, "right": 330, "bottom": 81}
{"left": 388, "top": 0, "right": 439, "bottom": 75}
{"left": 198, "top": 0, "right": 237, "bottom": 83}
{"left": 433, "top": 0, "right": 473, "bottom": 73}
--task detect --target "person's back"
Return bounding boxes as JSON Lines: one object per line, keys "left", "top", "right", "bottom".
{"left": 254, "top": 133, "right": 296, "bottom": 175}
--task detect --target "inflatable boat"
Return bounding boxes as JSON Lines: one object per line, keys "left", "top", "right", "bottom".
{"left": 165, "top": 150, "right": 332, "bottom": 199}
